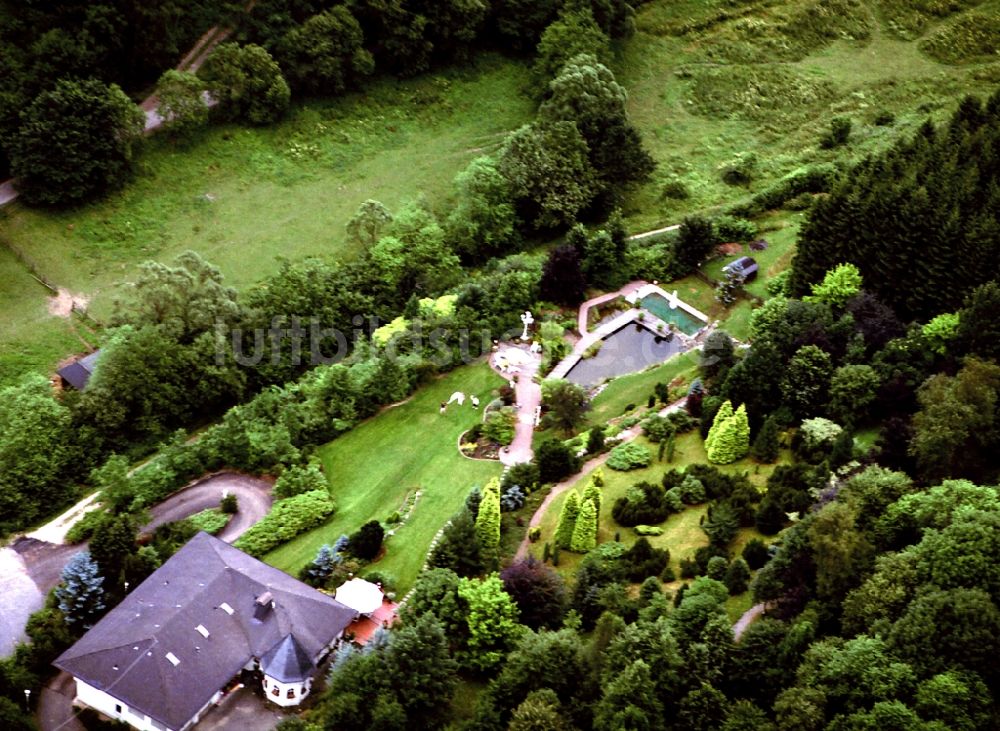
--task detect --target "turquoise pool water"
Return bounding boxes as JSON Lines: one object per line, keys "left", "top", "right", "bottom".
{"left": 640, "top": 293, "right": 705, "bottom": 335}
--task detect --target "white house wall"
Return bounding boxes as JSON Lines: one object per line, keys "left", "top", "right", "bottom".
{"left": 75, "top": 679, "right": 177, "bottom": 731}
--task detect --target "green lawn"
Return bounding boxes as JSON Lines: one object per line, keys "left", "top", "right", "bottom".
{"left": 586, "top": 351, "right": 699, "bottom": 428}
{"left": 529, "top": 432, "right": 788, "bottom": 587}
{"left": 0, "top": 53, "right": 533, "bottom": 326}
{"left": 0, "top": 245, "right": 85, "bottom": 387}
{"left": 618, "top": 0, "right": 1000, "bottom": 233}
{"left": 265, "top": 362, "right": 504, "bottom": 595}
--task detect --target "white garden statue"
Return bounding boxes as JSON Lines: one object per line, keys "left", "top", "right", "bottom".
{"left": 520, "top": 310, "right": 534, "bottom": 340}
{"left": 668, "top": 289, "right": 679, "bottom": 309}
{"left": 448, "top": 391, "right": 465, "bottom": 406}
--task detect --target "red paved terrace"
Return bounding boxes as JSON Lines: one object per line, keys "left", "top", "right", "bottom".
{"left": 349, "top": 600, "right": 399, "bottom": 646}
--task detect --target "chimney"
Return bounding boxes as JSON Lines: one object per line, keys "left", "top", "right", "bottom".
{"left": 253, "top": 591, "right": 274, "bottom": 621}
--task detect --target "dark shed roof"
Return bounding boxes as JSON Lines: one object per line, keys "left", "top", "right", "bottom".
{"left": 57, "top": 350, "right": 101, "bottom": 390}
{"left": 54, "top": 532, "right": 356, "bottom": 730}
{"left": 723, "top": 256, "right": 759, "bottom": 278}
{"left": 261, "top": 634, "right": 314, "bottom": 683}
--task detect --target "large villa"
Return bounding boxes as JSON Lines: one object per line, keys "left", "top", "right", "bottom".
{"left": 54, "top": 532, "right": 361, "bottom": 731}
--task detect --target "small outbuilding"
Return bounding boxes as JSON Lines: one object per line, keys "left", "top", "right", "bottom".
{"left": 722, "top": 256, "right": 759, "bottom": 282}
{"left": 57, "top": 350, "right": 101, "bottom": 390}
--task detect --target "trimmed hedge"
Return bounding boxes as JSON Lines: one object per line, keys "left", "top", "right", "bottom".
{"left": 188, "top": 508, "right": 230, "bottom": 536}
{"left": 606, "top": 442, "right": 652, "bottom": 471}
{"left": 727, "top": 163, "right": 838, "bottom": 218}
{"left": 234, "top": 490, "right": 336, "bottom": 557}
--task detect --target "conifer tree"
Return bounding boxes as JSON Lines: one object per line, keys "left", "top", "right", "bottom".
{"left": 304, "top": 544, "right": 340, "bottom": 586}
{"left": 570, "top": 497, "right": 598, "bottom": 553}
{"left": 704, "top": 399, "right": 734, "bottom": 454}
{"left": 475, "top": 478, "right": 502, "bottom": 557}
{"left": 583, "top": 480, "right": 602, "bottom": 520}
{"left": 752, "top": 415, "right": 780, "bottom": 463}
{"left": 57, "top": 551, "right": 106, "bottom": 629}
{"left": 554, "top": 490, "right": 581, "bottom": 549}
{"left": 732, "top": 404, "right": 751, "bottom": 457}
{"left": 706, "top": 402, "right": 750, "bottom": 465}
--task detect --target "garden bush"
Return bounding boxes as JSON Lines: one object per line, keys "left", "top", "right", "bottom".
{"left": 728, "top": 163, "right": 838, "bottom": 217}
{"left": 661, "top": 178, "right": 690, "bottom": 200}
{"left": 348, "top": 520, "right": 385, "bottom": 561}
{"left": 742, "top": 538, "right": 770, "bottom": 570}
{"left": 66, "top": 509, "right": 108, "bottom": 544}
{"left": 634, "top": 525, "right": 664, "bottom": 536}
{"left": 623, "top": 538, "right": 670, "bottom": 582}
{"left": 606, "top": 443, "right": 652, "bottom": 471}
{"left": 612, "top": 481, "right": 677, "bottom": 526}
{"left": 234, "top": 491, "right": 336, "bottom": 557}
{"left": 220, "top": 493, "right": 239, "bottom": 514}
{"left": 483, "top": 407, "right": 517, "bottom": 445}
{"left": 714, "top": 215, "right": 757, "bottom": 243}
{"left": 719, "top": 152, "right": 757, "bottom": 186}
{"left": 273, "top": 463, "right": 327, "bottom": 499}
{"left": 187, "top": 508, "right": 230, "bottom": 536}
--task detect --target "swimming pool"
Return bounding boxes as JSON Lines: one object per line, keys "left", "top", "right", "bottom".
{"left": 565, "top": 322, "right": 687, "bottom": 386}
{"left": 639, "top": 293, "right": 706, "bottom": 335}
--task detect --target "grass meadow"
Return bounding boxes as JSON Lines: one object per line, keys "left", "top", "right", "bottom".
{"left": 0, "top": 246, "right": 83, "bottom": 386}
{"left": 0, "top": 55, "right": 534, "bottom": 384}
{"left": 265, "top": 362, "right": 503, "bottom": 595}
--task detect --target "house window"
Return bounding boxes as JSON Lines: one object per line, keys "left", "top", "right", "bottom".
{"left": 272, "top": 686, "right": 279, "bottom": 696}
{"left": 286, "top": 688, "right": 295, "bottom": 699}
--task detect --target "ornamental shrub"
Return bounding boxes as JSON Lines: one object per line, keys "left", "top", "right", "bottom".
{"left": 570, "top": 498, "right": 598, "bottom": 553}
{"left": 635, "top": 525, "right": 664, "bottom": 536}
{"left": 233, "top": 490, "right": 336, "bottom": 556}
{"left": 476, "top": 478, "right": 502, "bottom": 553}
{"left": 582, "top": 480, "right": 603, "bottom": 520}
{"left": 554, "top": 490, "right": 581, "bottom": 549}
{"left": 607, "top": 442, "right": 652, "bottom": 471}
{"left": 706, "top": 402, "right": 750, "bottom": 465}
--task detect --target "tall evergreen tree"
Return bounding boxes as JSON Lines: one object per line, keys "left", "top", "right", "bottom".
{"left": 56, "top": 551, "right": 106, "bottom": 629}
{"left": 554, "top": 490, "right": 581, "bottom": 549}
{"left": 582, "top": 479, "right": 602, "bottom": 521}
{"left": 705, "top": 400, "right": 734, "bottom": 454}
{"left": 475, "top": 478, "right": 502, "bottom": 558}
{"left": 752, "top": 415, "right": 780, "bottom": 463}
{"left": 790, "top": 90, "right": 1000, "bottom": 321}
{"left": 570, "top": 496, "right": 598, "bottom": 553}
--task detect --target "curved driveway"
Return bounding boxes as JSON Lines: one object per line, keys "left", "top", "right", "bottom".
{"left": 1, "top": 472, "right": 272, "bottom": 658}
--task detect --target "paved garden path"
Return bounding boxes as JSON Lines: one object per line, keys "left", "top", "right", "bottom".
{"left": 733, "top": 602, "right": 768, "bottom": 640}
{"left": 514, "top": 396, "right": 688, "bottom": 561}
{"left": 491, "top": 344, "right": 542, "bottom": 466}
{"left": 577, "top": 280, "right": 649, "bottom": 337}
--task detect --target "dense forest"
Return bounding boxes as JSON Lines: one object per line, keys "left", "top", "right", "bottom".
{"left": 0, "top": 0, "right": 638, "bottom": 195}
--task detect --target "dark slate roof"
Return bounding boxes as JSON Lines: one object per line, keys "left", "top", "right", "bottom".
{"left": 260, "top": 634, "right": 314, "bottom": 683}
{"left": 57, "top": 350, "right": 101, "bottom": 390}
{"left": 54, "top": 532, "right": 357, "bottom": 730}
{"left": 725, "top": 256, "right": 758, "bottom": 273}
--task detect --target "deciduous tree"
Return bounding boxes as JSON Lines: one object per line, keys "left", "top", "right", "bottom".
{"left": 201, "top": 43, "right": 290, "bottom": 124}
{"left": 278, "top": 8, "right": 374, "bottom": 95}
{"left": 499, "top": 122, "right": 599, "bottom": 230}
{"left": 11, "top": 77, "right": 144, "bottom": 205}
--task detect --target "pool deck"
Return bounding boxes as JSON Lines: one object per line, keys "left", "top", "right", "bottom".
{"left": 552, "top": 281, "right": 712, "bottom": 382}
{"left": 577, "top": 280, "right": 649, "bottom": 337}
